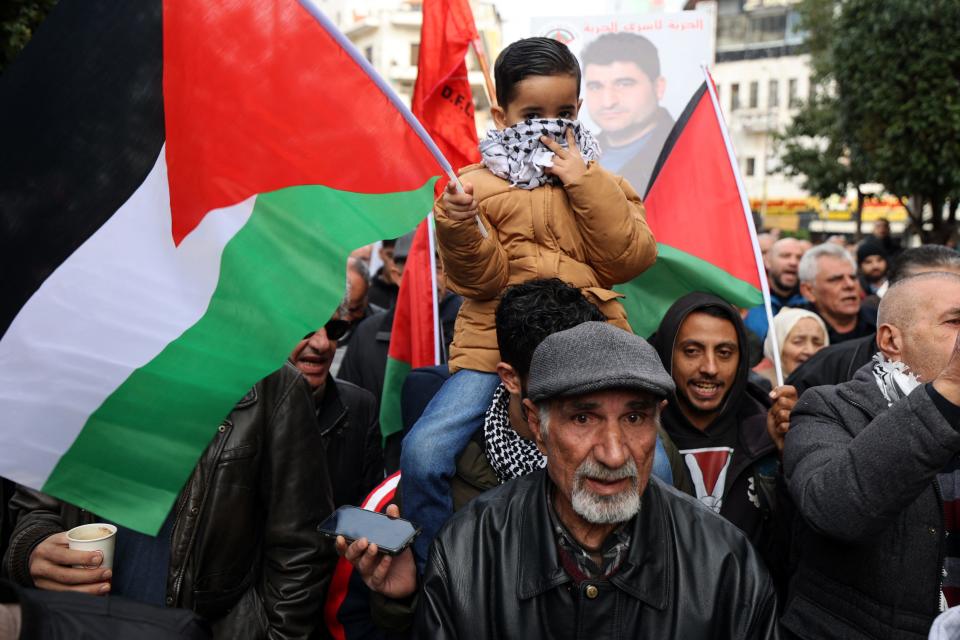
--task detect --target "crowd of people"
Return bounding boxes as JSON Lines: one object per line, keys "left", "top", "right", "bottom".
{"left": 1, "top": 36, "right": 960, "bottom": 640}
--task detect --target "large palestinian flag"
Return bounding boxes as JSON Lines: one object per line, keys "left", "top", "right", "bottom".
{"left": 615, "top": 74, "right": 768, "bottom": 338}
{"left": 0, "top": 0, "right": 449, "bottom": 533}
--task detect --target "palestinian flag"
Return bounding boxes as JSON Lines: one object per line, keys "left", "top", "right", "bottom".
{"left": 379, "top": 0, "right": 482, "bottom": 442}
{"left": 0, "top": 0, "right": 451, "bottom": 534}
{"left": 615, "top": 72, "right": 769, "bottom": 338}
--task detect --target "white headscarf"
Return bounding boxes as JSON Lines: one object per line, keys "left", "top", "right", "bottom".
{"left": 763, "top": 307, "right": 830, "bottom": 364}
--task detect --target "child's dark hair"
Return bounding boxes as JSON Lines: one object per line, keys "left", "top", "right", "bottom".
{"left": 494, "top": 37, "right": 581, "bottom": 108}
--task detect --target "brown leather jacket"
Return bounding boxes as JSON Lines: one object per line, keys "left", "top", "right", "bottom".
{"left": 3, "top": 363, "right": 335, "bottom": 639}
{"left": 435, "top": 162, "right": 657, "bottom": 373}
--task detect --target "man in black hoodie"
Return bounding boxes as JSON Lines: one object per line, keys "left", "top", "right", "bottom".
{"left": 650, "top": 293, "right": 784, "bottom": 583}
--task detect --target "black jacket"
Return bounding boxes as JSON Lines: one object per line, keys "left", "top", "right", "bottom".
{"left": 649, "top": 293, "right": 780, "bottom": 546}
{"left": 595, "top": 106, "right": 674, "bottom": 197}
{"left": 1, "top": 579, "right": 211, "bottom": 639}
{"left": 317, "top": 376, "right": 383, "bottom": 508}
{"left": 337, "top": 309, "right": 393, "bottom": 408}
{"left": 797, "top": 302, "right": 877, "bottom": 345}
{"left": 339, "top": 296, "right": 463, "bottom": 410}
{"left": 4, "top": 363, "right": 336, "bottom": 639}
{"left": 367, "top": 270, "right": 399, "bottom": 311}
{"left": 414, "top": 471, "right": 779, "bottom": 639}
{"left": 785, "top": 332, "right": 877, "bottom": 395}
{"left": 783, "top": 365, "right": 960, "bottom": 639}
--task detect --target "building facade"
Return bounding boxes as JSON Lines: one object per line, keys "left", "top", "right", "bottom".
{"left": 336, "top": 0, "right": 503, "bottom": 134}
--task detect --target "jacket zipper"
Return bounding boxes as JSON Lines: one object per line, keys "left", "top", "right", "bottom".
{"left": 934, "top": 478, "right": 946, "bottom": 611}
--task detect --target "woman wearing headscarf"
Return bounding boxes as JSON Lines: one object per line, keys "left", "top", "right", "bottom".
{"left": 761, "top": 307, "right": 830, "bottom": 385}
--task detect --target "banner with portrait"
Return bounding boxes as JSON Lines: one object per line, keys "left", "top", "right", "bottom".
{"left": 530, "top": 11, "right": 715, "bottom": 196}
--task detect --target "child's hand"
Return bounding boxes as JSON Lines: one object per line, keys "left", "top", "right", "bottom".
{"left": 440, "top": 181, "right": 478, "bottom": 222}
{"left": 541, "top": 127, "right": 587, "bottom": 185}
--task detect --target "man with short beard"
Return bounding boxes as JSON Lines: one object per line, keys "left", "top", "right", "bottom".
{"left": 745, "top": 237, "right": 807, "bottom": 342}
{"left": 649, "top": 293, "right": 785, "bottom": 590}
{"left": 411, "top": 322, "right": 777, "bottom": 638}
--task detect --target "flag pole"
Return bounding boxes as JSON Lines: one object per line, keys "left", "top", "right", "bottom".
{"left": 701, "top": 65, "right": 784, "bottom": 387}
{"left": 427, "top": 214, "right": 442, "bottom": 365}
{"left": 471, "top": 37, "right": 498, "bottom": 109}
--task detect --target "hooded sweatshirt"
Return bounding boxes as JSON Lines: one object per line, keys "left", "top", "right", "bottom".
{"left": 649, "top": 292, "right": 777, "bottom": 545}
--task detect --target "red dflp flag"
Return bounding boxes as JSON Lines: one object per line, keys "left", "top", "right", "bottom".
{"left": 379, "top": 0, "right": 483, "bottom": 440}
{"left": 615, "top": 70, "right": 771, "bottom": 343}
{"left": 411, "top": 0, "right": 482, "bottom": 174}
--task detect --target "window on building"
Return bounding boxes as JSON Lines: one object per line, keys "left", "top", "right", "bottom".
{"left": 745, "top": 157, "right": 756, "bottom": 177}
{"left": 768, "top": 79, "right": 779, "bottom": 108}
{"left": 364, "top": 45, "right": 374, "bottom": 64}
{"left": 749, "top": 81, "right": 759, "bottom": 108}
{"left": 788, "top": 78, "right": 800, "bottom": 107}
{"left": 410, "top": 43, "right": 420, "bottom": 66}
{"left": 730, "top": 83, "right": 741, "bottom": 111}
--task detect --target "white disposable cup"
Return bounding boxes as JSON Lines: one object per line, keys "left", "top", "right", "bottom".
{"left": 66, "top": 523, "right": 117, "bottom": 570}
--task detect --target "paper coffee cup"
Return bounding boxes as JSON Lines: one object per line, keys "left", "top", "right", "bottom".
{"left": 67, "top": 523, "right": 117, "bottom": 570}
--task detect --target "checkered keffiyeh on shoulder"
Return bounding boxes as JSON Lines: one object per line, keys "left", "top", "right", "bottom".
{"left": 478, "top": 118, "right": 601, "bottom": 190}
{"left": 482, "top": 384, "right": 546, "bottom": 483}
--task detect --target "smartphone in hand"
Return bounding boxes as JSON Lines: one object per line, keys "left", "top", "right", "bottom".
{"left": 319, "top": 505, "right": 420, "bottom": 555}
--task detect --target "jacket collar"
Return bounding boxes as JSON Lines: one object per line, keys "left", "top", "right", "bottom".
{"left": 517, "top": 472, "right": 669, "bottom": 610}
{"left": 234, "top": 385, "right": 258, "bottom": 409}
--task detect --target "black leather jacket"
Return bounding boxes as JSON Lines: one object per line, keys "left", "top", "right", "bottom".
{"left": 3, "top": 363, "right": 336, "bottom": 639}
{"left": 414, "top": 470, "right": 779, "bottom": 639}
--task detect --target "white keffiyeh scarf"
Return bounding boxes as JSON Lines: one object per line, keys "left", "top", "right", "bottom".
{"left": 872, "top": 352, "right": 922, "bottom": 406}
{"left": 479, "top": 118, "right": 601, "bottom": 190}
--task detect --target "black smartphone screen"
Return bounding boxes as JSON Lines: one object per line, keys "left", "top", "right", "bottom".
{"left": 318, "top": 505, "right": 420, "bottom": 554}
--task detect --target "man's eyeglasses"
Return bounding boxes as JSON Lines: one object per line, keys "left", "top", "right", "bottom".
{"left": 303, "top": 319, "right": 350, "bottom": 342}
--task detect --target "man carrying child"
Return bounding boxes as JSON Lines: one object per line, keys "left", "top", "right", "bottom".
{"left": 399, "top": 37, "right": 658, "bottom": 568}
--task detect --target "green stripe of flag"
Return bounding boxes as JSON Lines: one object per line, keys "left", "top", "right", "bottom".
{"left": 44, "top": 178, "right": 437, "bottom": 534}
{"left": 615, "top": 243, "right": 763, "bottom": 339}
{"left": 380, "top": 356, "right": 412, "bottom": 442}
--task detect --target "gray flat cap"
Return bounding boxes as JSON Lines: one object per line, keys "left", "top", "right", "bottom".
{"left": 527, "top": 321, "right": 675, "bottom": 402}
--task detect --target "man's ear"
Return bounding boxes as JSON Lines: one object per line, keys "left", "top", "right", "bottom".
{"left": 496, "top": 362, "right": 522, "bottom": 395}
{"left": 491, "top": 105, "right": 508, "bottom": 130}
{"left": 655, "top": 76, "right": 667, "bottom": 101}
{"left": 800, "top": 281, "right": 816, "bottom": 304}
{"left": 877, "top": 324, "right": 903, "bottom": 361}
{"left": 524, "top": 398, "right": 548, "bottom": 455}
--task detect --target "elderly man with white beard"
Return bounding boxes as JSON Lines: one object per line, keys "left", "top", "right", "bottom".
{"left": 407, "top": 322, "right": 778, "bottom": 639}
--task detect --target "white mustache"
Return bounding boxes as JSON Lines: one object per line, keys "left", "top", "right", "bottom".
{"left": 575, "top": 457, "right": 638, "bottom": 483}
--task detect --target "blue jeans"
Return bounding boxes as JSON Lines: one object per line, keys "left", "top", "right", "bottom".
{"left": 401, "top": 369, "right": 500, "bottom": 570}
{"left": 400, "top": 369, "right": 676, "bottom": 570}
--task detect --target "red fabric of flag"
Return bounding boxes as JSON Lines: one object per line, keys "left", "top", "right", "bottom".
{"left": 387, "top": 220, "right": 436, "bottom": 367}
{"left": 411, "top": 0, "right": 482, "bottom": 175}
{"left": 642, "top": 81, "right": 762, "bottom": 290}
